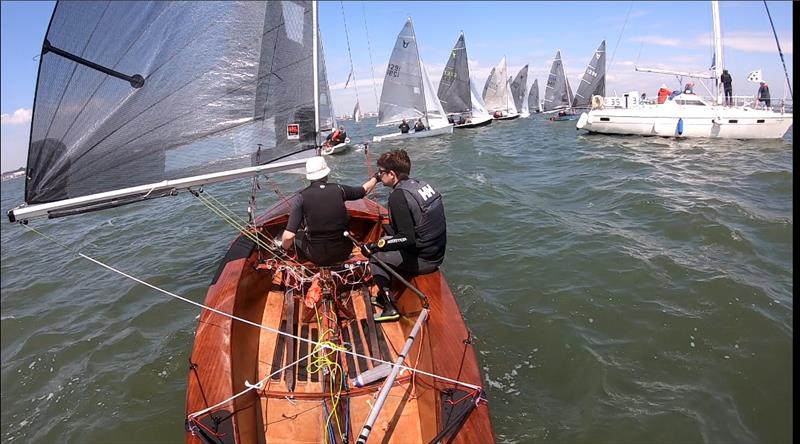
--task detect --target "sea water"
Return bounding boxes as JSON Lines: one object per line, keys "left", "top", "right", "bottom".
{"left": 1, "top": 117, "right": 792, "bottom": 443}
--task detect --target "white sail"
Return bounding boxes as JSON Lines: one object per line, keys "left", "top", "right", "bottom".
{"left": 469, "top": 77, "right": 491, "bottom": 118}
{"left": 354, "top": 101, "right": 362, "bottom": 122}
{"left": 506, "top": 77, "right": 518, "bottom": 114}
{"left": 376, "top": 19, "right": 425, "bottom": 126}
{"left": 421, "top": 60, "right": 450, "bottom": 128}
{"left": 483, "top": 57, "right": 509, "bottom": 113}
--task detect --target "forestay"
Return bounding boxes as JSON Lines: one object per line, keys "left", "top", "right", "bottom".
{"left": 543, "top": 50, "right": 573, "bottom": 112}
{"left": 24, "top": 1, "right": 322, "bottom": 209}
{"left": 376, "top": 19, "right": 425, "bottom": 126}
{"left": 437, "top": 33, "right": 472, "bottom": 114}
{"left": 572, "top": 40, "right": 606, "bottom": 109}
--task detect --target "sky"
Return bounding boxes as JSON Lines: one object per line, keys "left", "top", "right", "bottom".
{"left": 0, "top": 1, "right": 793, "bottom": 172}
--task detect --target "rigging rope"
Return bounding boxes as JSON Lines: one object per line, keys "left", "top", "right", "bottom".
{"left": 20, "top": 224, "right": 483, "bottom": 394}
{"left": 361, "top": 1, "right": 380, "bottom": 109}
{"left": 763, "top": 0, "right": 793, "bottom": 99}
{"left": 608, "top": 1, "right": 633, "bottom": 74}
{"left": 339, "top": 1, "right": 361, "bottom": 107}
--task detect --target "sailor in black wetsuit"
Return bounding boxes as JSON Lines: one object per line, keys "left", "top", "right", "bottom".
{"left": 280, "top": 156, "right": 380, "bottom": 266}
{"left": 360, "top": 149, "right": 446, "bottom": 322}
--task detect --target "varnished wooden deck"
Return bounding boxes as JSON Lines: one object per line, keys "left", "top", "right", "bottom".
{"left": 186, "top": 199, "right": 494, "bottom": 443}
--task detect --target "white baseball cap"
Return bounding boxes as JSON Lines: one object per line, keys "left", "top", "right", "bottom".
{"left": 305, "top": 156, "right": 330, "bottom": 180}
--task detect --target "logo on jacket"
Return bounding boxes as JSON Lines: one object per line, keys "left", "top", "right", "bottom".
{"left": 418, "top": 184, "right": 435, "bottom": 201}
{"left": 402, "top": 40, "right": 409, "bottom": 48}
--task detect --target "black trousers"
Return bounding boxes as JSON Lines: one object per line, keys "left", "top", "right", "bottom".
{"left": 294, "top": 231, "right": 352, "bottom": 266}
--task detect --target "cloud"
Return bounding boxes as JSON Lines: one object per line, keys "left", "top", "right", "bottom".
{"left": 629, "top": 35, "right": 682, "bottom": 47}
{"left": 1, "top": 108, "right": 32, "bottom": 125}
{"left": 695, "top": 32, "right": 793, "bottom": 54}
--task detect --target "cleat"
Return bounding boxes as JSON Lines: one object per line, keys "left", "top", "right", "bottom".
{"left": 374, "top": 306, "right": 400, "bottom": 323}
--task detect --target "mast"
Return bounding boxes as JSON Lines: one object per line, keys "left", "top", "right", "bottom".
{"left": 410, "top": 18, "right": 428, "bottom": 123}
{"left": 560, "top": 51, "right": 572, "bottom": 111}
{"left": 711, "top": 0, "right": 724, "bottom": 104}
{"left": 312, "top": 0, "right": 320, "bottom": 145}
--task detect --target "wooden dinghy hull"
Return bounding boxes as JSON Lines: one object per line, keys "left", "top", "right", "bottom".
{"left": 186, "top": 198, "right": 494, "bottom": 443}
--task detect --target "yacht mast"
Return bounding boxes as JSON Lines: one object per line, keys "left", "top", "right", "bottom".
{"left": 312, "top": 1, "right": 320, "bottom": 145}
{"left": 711, "top": 0, "right": 724, "bottom": 105}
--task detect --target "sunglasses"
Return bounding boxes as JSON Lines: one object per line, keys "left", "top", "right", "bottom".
{"left": 378, "top": 169, "right": 389, "bottom": 175}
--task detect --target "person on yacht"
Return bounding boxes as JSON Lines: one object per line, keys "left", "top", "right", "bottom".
{"left": 683, "top": 82, "right": 695, "bottom": 94}
{"left": 757, "top": 82, "right": 771, "bottom": 109}
{"left": 657, "top": 84, "right": 671, "bottom": 104}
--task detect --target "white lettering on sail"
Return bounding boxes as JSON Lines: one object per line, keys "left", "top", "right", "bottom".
{"left": 418, "top": 184, "right": 435, "bottom": 201}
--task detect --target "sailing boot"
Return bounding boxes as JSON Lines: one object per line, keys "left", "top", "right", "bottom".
{"left": 373, "top": 290, "right": 400, "bottom": 323}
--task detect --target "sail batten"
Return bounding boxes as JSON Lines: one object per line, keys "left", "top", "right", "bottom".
{"left": 22, "top": 1, "right": 323, "bottom": 212}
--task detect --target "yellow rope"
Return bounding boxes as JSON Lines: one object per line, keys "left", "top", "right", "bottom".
{"left": 305, "top": 304, "right": 348, "bottom": 443}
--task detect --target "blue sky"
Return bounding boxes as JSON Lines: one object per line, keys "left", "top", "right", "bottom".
{"left": 1, "top": 1, "right": 793, "bottom": 171}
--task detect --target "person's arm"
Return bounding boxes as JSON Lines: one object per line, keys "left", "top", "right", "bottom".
{"left": 377, "top": 190, "right": 416, "bottom": 251}
{"left": 281, "top": 196, "right": 303, "bottom": 250}
{"left": 339, "top": 183, "right": 368, "bottom": 200}
{"left": 360, "top": 175, "right": 380, "bottom": 194}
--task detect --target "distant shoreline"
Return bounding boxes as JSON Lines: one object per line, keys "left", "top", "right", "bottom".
{"left": 1, "top": 167, "right": 25, "bottom": 181}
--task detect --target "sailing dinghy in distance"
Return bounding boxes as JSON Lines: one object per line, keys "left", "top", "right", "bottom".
{"left": 483, "top": 57, "right": 520, "bottom": 120}
{"left": 8, "top": 2, "right": 495, "bottom": 442}
{"left": 510, "top": 64, "right": 530, "bottom": 118}
{"left": 544, "top": 50, "right": 578, "bottom": 121}
{"left": 528, "top": 78, "right": 541, "bottom": 114}
{"left": 437, "top": 32, "right": 492, "bottom": 129}
{"left": 577, "top": 1, "right": 792, "bottom": 139}
{"left": 373, "top": 18, "right": 453, "bottom": 142}
{"left": 572, "top": 40, "right": 606, "bottom": 112}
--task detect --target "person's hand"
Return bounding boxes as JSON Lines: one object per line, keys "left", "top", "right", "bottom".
{"left": 373, "top": 171, "right": 381, "bottom": 182}
{"left": 274, "top": 237, "right": 286, "bottom": 253}
{"left": 360, "top": 242, "right": 377, "bottom": 258}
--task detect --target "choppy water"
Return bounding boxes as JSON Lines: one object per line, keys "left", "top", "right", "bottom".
{"left": 1, "top": 118, "right": 793, "bottom": 443}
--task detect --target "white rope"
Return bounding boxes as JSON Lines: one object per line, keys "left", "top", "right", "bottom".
{"left": 187, "top": 350, "right": 312, "bottom": 420}
{"left": 22, "top": 224, "right": 484, "bottom": 393}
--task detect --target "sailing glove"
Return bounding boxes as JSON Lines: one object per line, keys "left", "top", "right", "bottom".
{"left": 373, "top": 171, "right": 381, "bottom": 182}
{"left": 360, "top": 242, "right": 378, "bottom": 257}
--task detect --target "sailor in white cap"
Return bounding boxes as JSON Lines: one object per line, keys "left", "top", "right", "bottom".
{"left": 279, "top": 157, "right": 380, "bottom": 266}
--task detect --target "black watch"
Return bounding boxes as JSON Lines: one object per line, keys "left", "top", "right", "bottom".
{"left": 373, "top": 171, "right": 381, "bottom": 181}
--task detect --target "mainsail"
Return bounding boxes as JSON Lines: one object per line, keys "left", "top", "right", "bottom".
{"left": 543, "top": 50, "right": 573, "bottom": 112}
{"left": 528, "top": 78, "right": 540, "bottom": 113}
{"left": 437, "top": 33, "right": 471, "bottom": 114}
{"left": 376, "top": 19, "right": 425, "bottom": 126}
{"left": 15, "top": 1, "right": 328, "bottom": 220}
{"left": 353, "top": 101, "right": 362, "bottom": 122}
{"left": 510, "top": 64, "right": 529, "bottom": 113}
{"left": 482, "top": 67, "right": 495, "bottom": 99}
{"left": 572, "top": 40, "right": 606, "bottom": 109}
{"left": 482, "top": 57, "right": 511, "bottom": 113}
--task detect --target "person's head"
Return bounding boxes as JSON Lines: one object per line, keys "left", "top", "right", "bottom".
{"left": 402, "top": 118, "right": 407, "bottom": 123}
{"left": 723, "top": 69, "right": 728, "bottom": 74}
{"left": 305, "top": 156, "right": 330, "bottom": 181}
{"left": 760, "top": 81, "right": 766, "bottom": 86}
{"left": 660, "top": 83, "right": 667, "bottom": 89}
{"left": 376, "top": 149, "right": 411, "bottom": 186}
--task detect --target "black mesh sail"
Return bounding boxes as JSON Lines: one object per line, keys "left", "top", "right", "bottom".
{"left": 573, "top": 40, "right": 606, "bottom": 108}
{"left": 437, "top": 33, "right": 471, "bottom": 114}
{"left": 25, "top": 1, "right": 320, "bottom": 205}
{"left": 510, "top": 65, "right": 529, "bottom": 112}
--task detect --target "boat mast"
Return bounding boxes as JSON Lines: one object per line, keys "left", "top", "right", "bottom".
{"left": 560, "top": 51, "right": 572, "bottom": 111}
{"left": 410, "top": 18, "right": 428, "bottom": 124}
{"left": 711, "top": 0, "right": 724, "bottom": 105}
{"left": 312, "top": 0, "right": 321, "bottom": 145}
